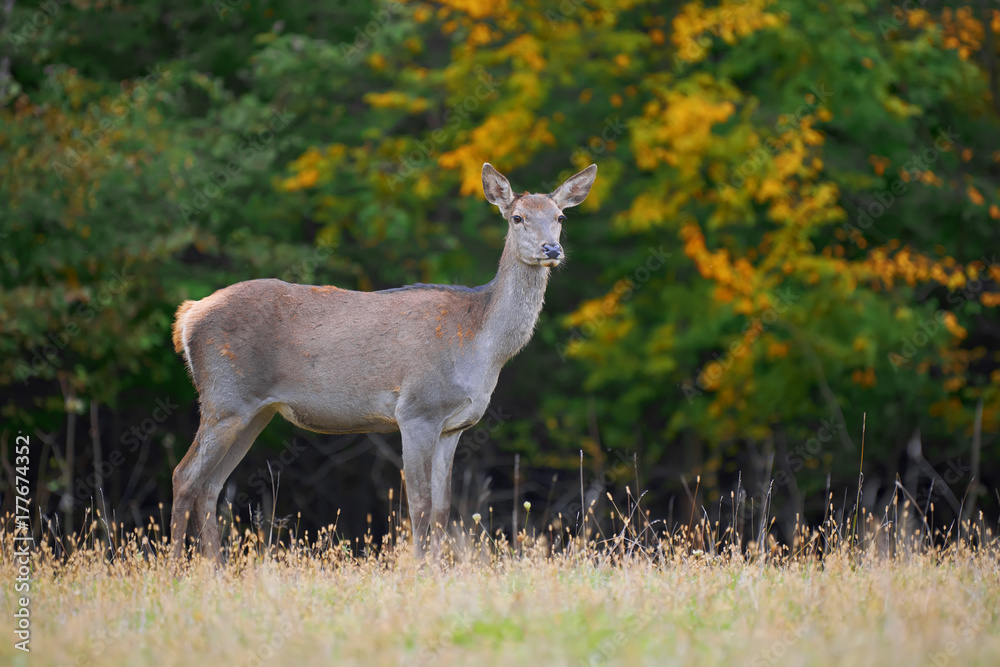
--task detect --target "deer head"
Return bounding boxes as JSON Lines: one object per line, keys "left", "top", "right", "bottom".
{"left": 482, "top": 163, "right": 598, "bottom": 268}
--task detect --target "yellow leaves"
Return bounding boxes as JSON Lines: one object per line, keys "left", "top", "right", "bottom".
{"left": 438, "top": 110, "right": 554, "bottom": 195}
{"left": 413, "top": 5, "right": 432, "bottom": 23}
{"left": 280, "top": 144, "right": 347, "bottom": 192}
{"left": 990, "top": 204, "right": 1000, "bottom": 220}
{"left": 979, "top": 293, "right": 1000, "bottom": 307}
{"left": 699, "top": 362, "right": 725, "bottom": 390}
{"left": 714, "top": 286, "right": 735, "bottom": 303}
{"left": 508, "top": 71, "right": 544, "bottom": 105}
{"left": 414, "top": 174, "right": 434, "bottom": 199}
{"left": 630, "top": 83, "right": 736, "bottom": 177}
{"left": 856, "top": 245, "right": 972, "bottom": 292}
{"left": 672, "top": 0, "right": 784, "bottom": 64}
{"left": 363, "top": 91, "right": 429, "bottom": 113}
{"left": 868, "top": 155, "right": 890, "bottom": 176}
{"left": 281, "top": 169, "right": 317, "bottom": 192}
{"left": 851, "top": 367, "right": 877, "bottom": 388}
{"left": 945, "top": 270, "right": 966, "bottom": 291}
{"left": 919, "top": 170, "right": 942, "bottom": 187}
{"left": 882, "top": 95, "right": 922, "bottom": 119}
{"left": 766, "top": 341, "right": 789, "bottom": 359}
{"left": 404, "top": 37, "right": 423, "bottom": 55}
{"left": 618, "top": 191, "right": 691, "bottom": 231}
{"left": 326, "top": 144, "right": 347, "bottom": 161}
{"left": 565, "top": 299, "right": 601, "bottom": 329}
{"left": 943, "top": 376, "right": 966, "bottom": 392}
{"left": 680, "top": 221, "right": 753, "bottom": 296}
{"left": 435, "top": 0, "right": 507, "bottom": 20}
{"left": 939, "top": 6, "right": 985, "bottom": 60}
{"left": 907, "top": 9, "right": 930, "bottom": 29}
{"left": 297, "top": 170, "right": 319, "bottom": 189}
{"left": 755, "top": 177, "right": 785, "bottom": 202}
{"left": 291, "top": 147, "right": 323, "bottom": 172}
{"left": 468, "top": 23, "right": 493, "bottom": 46}
{"left": 929, "top": 397, "right": 962, "bottom": 417}
{"left": 499, "top": 35, "right": 546, "bottom": 71}
{"left": 942, "top": 312, "right": 967, "bottom": 340}
{"left": 966, "top": 185, "right": 984, "bottom": 206}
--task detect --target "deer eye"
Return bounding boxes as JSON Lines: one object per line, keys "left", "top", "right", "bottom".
{"left": 512, "top": 215, "right": 523, "bottom": 223}
{"left": 557, "top": 215, "right": 566, "bottom": 223}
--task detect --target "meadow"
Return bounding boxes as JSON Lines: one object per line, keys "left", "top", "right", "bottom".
{"left": 3, "top": 502, "right": 999, "bottom": 667}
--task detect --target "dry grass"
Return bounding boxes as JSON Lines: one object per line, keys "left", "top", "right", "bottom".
{"left": 3, "top": 500, "right": 999, "bottom": 667}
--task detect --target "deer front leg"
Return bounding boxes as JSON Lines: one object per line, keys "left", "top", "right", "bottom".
{"left": 399, "top": 418, "right": 439, "bottom": 559}
{"left": 431, "top": 430, "right": 463, "bottom": 542}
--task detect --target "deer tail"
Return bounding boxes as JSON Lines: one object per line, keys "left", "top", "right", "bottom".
{"left": 172, "top": 300, "right": 196, "bottom": 355}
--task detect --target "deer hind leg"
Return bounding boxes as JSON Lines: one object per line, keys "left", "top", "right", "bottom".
{"left": 193, "top": 407, "right": 276, "bottom": 559}
{"left": 171, "top": 424, "right": 205, "bottom": 559}
{"left": 171, "top": 409, "right": 257, "bottom": 559}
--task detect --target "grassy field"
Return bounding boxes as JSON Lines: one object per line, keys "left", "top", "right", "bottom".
{"left": 3, "top": 512, "right": 1000, "bottom": 667}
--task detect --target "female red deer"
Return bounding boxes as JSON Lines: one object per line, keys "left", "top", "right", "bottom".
{"left": 170, "top": 163, "right": 597, "bottom": 558}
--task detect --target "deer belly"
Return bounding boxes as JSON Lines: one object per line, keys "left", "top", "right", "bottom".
{"left": 275, "top": 392, "right": 400, "bottom": 434}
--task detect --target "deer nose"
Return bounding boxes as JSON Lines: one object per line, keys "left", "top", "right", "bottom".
{"left": 542, "top": 243, "right": 562, "bottom": 259}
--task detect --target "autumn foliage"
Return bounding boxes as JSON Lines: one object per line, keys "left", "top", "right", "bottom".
{"left": 1, "top": 0, "right": 998, "bottom": 536}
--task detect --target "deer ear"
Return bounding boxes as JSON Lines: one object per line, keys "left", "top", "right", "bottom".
{"left": 550, "top": 164, "right": 598, "bottom": 209}
{"left": 482, "top": 163, "right": 514, "bottom": 210}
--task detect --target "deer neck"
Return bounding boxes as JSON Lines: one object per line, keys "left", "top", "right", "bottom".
{"left": 479, "top": 239, "right": 551, "bottom": 367}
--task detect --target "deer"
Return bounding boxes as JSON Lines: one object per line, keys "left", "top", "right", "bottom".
{"left": 169, "top": 162, "right": 598, "bottom": 559}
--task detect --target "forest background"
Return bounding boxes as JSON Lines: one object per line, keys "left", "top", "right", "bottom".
{"left": 2, "top": 0, "right": 999, "bottom": 546}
